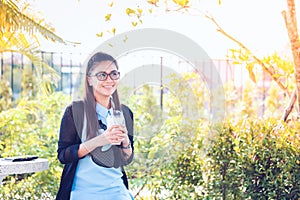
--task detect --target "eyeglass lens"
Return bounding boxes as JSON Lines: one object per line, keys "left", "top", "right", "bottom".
{"left": 95, "top": 70, "right": 120, "bottom": 81}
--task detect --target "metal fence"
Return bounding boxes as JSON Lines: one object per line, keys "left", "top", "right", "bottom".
{"left": 0, "top": 51, "right": 252, "bottom": 100}
{"left": 0, "top": 51, "right": 87, "bottom": 99}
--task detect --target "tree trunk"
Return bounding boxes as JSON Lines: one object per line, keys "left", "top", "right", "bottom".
{"left": 208, "top": 0, "right": 300, "bottom": 121}
{"left": 282, "top": 0, "right": 300, "bottom": 119}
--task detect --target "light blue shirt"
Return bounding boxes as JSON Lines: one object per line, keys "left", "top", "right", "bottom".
{"left": 95, "top": 102, "right": 110, "bottom": 125}
{"left": 70, "top": 103, "right": 134, "bottom": 200}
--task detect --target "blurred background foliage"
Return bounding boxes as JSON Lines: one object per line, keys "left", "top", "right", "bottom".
{"left": 0, "top": 69, "right": 299, "bottom": 199}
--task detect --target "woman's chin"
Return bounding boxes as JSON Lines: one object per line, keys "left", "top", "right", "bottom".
{"left": 95, "top": 88, "right": 115, "bottom": 97}
{"left": 103, "top": 91, "right": 115, "bottom": 97}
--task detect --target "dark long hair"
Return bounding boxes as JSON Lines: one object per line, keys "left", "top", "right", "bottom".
{"left": 84, "top": 52, "right": 121, "bottom": 139}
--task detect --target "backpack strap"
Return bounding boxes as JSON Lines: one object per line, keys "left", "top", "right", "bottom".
{"left": 72, "top": 100, "right": 84, "bottom": 140}
{"left": 121, "top": 104, "right": 133, "bottom": 137}
{"left": 81, "top": 112, "right": 87, "bottom": 142}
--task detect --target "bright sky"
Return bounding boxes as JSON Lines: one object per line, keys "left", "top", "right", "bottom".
{"left": 31, "top": 0, "right": 298, "bottom": 60}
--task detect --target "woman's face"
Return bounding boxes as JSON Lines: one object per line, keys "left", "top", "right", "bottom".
{"left": 87, "top": 60, "right": 119, "bottom": 101}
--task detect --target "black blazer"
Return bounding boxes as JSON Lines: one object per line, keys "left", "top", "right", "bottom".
{"left": 55, "top": 101, "right": 134, "bottom": 200}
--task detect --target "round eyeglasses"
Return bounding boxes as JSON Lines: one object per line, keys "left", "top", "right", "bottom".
{"left": 88, "top": 70, "right": 120, "bottom": 81}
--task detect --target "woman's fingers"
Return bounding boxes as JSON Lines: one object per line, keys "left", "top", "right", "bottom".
{"left": 102, "top": 126, "right": 128, "bottom": 145}
{"left": 108, "top": 125, "right": 127, "bottom": 133}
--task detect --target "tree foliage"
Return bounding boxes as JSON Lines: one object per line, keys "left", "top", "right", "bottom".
{"left": 0, "top": 0, "right": 65, "bottom": 44}
{"left": 0, "top": 0, "right": 70, "bottom": 97}
{"left": 0, "top": 92, "right": 70, "bottom": 199}
{"left": 97, "top": 0, "right": 300, "bottom": 121}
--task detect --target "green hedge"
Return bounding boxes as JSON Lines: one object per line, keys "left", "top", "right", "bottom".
{"left": 178, "top": 119, "right": 300, "bottom": 200}
{"left": 0, "top": 92, "right": 69, "bottom": 199}
{"left": 0, "top": 90, "right": 299, "bottom": 199}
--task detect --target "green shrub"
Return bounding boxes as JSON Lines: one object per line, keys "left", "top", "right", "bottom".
{"left": 0, "top": 78, "right": 13, "bottom": 111}
{"left": 160, "top": 145, "right": 204, "bottom": 200}
{"left": 21, "top": 68, "right": 38, "bottom": 100}
{"left": 240, "top": 119, "right": 300, "bottom": 199}
{"left": 203, "top": 119, "right": 300, "bottom": 200}
{"left": 204, "top": 124, "right": 245, "bottom": 200}
{"left": 0, "top": 92, "right": 70, "bottom": 200}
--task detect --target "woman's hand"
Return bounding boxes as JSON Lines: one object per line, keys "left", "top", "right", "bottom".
{"left": 78, "top": 125, "right": 130, "bottom": 158}
{"left": 99, "top": 125, "right": 129, "bottom": 146}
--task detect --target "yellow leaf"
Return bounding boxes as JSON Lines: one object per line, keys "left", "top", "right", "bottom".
{"left": 173, "top": 0, "right": 189, "bottom": 7}
{"left": 126, "top": 8, "right": 135, "bottom": 15}
{"left": 132, "top": 22, "right": 138, "bottom": 27}
{"left": 18, "top": 33, "right": 29, "bottom": 48}
{"left": 96, "top": 32, "right": 103, "bottom": 37}
{"left": 105, "top": 13, "right": 111, "bottom": 21}
{"left": 147, "top": 0, "right": 159, "bottom": 5}
{"left": 246, "top": 63, "right": 256, "bottom": 83}
{"left": 137, "top": 8, "right": 143, "bottom": 14}
{"left": 33, "top": 35, "right": 41, "bottom": 46}
{"left": 112, "top": 28, "right": 116, "bottom": 35}
{"left": 272, "top": 73, "right": 284, "bottom": 78}
{"left": 109, "top": 2, "right": 114, "bottom": 7}
{"left": 149, "top": 9, "right": 153, "bottom": 13}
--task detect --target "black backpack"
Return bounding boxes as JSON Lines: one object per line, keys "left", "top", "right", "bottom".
{"left": 71, "top": 100, "right": 134, "bottom": 168}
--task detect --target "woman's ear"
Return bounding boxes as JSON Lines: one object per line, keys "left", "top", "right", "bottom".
{"left": 87, "top": 77, "right": 93, "bottom": 86}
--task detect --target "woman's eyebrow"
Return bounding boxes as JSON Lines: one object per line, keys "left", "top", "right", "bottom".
{"left": 95, "top": 70, "right": 117, "bottom": 74}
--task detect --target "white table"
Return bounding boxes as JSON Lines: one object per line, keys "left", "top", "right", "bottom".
{"left": 0, "top": 158, "right": 49, "bottom": 184}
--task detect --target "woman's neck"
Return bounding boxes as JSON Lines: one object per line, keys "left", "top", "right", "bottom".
{"left": 95, "top": 97, "right": 110, "bottom": 109}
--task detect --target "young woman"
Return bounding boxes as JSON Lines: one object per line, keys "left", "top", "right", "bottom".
{"left": 56, "top": 52, "right": 134, "bottom": 200}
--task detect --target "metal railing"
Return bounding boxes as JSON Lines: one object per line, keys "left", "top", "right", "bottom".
{"left": 0, "top": 51, "right": 86, "bottom": 99}
{"left": 0, "top": 51, "right": 254, "bottom": 100}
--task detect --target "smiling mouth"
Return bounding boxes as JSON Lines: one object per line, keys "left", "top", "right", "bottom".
{"left": 103, "top": 85, "right": 114, "bottom": 88}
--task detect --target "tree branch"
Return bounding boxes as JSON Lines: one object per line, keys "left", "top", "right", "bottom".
{"left": 134, "top": 180, "right": 148, "bottom": 199}
{"left": 206, "top": 15, "right": 290, "bottom": 97}
{"left": 281, "top": 89, "right": 297, "bottom": 122}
